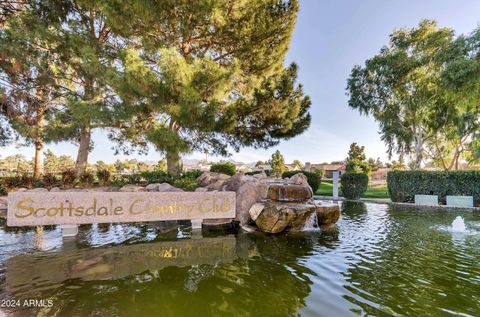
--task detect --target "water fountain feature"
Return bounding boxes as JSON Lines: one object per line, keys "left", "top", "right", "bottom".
{"left": 249, "top": 179, "right": 340, "bottom": 233}
{"left": 450, "top": 216, "right": 467, "bottom": 233}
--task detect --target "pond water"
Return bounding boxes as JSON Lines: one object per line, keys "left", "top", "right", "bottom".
{"left": 1, "top": 202, "right": 480, "bottom": 317}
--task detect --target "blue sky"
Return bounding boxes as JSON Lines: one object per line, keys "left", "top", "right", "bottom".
{"left": 3, "top": 0, "right": 480, "bottom": 164}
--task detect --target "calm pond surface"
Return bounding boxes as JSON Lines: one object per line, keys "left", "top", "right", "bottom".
{"left": 1, "top": 201, "right": 480, "bottom": 317}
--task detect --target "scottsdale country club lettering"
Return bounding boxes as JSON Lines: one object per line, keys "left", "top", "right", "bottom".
{"left": 14, "top": 196, "right": 233, "bottom": 219}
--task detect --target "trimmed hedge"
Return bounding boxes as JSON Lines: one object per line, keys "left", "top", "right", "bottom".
{"left": 387, "top": 170, "right": 480, "bottom": 206}
{"left": 282, "top": 170, "right": 321, "bottom": 192}
{"left": 340, "top": 172, "right": 368, "bottom": 199}
{"left": 210, "top": 162, "right": 236, "bottom": 176}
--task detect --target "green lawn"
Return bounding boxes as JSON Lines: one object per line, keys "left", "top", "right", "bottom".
{"left": 316, "top": 180, "right": 389, "bottom": 199}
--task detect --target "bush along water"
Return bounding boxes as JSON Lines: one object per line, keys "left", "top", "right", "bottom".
{"left": 340, "top": 172, "right": 368, "bottom": 199}
{"left": 282, "top": 170, "right": 321, "bottom": 192}
{"left": 387, "top": 170, "right": 480, "bottom": 206}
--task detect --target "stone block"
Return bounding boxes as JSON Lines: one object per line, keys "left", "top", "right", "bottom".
{"left": 414, "top": 194, "right": 438, "bottom": 206}
{"left": 446, "top": 196, "right": 473, "bottom": 208}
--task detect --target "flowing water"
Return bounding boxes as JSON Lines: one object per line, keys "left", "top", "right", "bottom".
{"left": 0, "top": 202, "right": 480, "bottom": 317}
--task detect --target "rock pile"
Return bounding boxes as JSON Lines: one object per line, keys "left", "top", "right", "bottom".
{"left": 196, "top": 171, "right": 341, "bottom": 233}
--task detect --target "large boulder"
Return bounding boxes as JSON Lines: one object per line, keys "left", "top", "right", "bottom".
{"left": 266, "top": 184, "right": 312, "bottom": 202}
{"left": 288, "top": 173, "right": 309, "bottom": 186}
{"left": 197, "top": 171, "right": 231, "bottom": 188}
{"left": 315, "top": 202, "right": 341, "bottom": 227}
{"left": 254, "top": 202, "right": 316, "bottom": 233}
{"left": 145, "top": 183, "right": 183, "bottom": 192}
{"left": 207, "top": 180, "right": 226, "bottom": 191}
{"left": 248, "top": 203, "right": 265, "bottom": 221}
{"left": 235, "top": 182, "right": 267, "bottom": 225}
{"left": 224, "top": 173, "right": 247, "bottom": 192}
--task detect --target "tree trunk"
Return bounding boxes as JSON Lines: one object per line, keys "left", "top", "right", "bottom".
{"left": 32, "top": 108, "right": 45, "bottom": 178}
{"left": 33, "top": 140, "right": 43, "bottom": 178}
{"left": 413, "top": 130, "right": 424, "bottom": 169}
{"left": 166, "top": 119, "right": 182, "bottom": 176}
{"left": 75, "top": 126, "right": 91, "bottom": 175}
{"left": 167, "top": 150, "right": 182, "bottom": 176}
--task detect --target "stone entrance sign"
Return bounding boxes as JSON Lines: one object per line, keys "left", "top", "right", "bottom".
{"left": 7, "top": 191, "right": 236, "bottom": 226}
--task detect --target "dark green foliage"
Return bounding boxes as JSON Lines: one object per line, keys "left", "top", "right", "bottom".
{"left": 139, "top": 171, "right": 172, "bottom": 184}
{"left": 110, "top": 175, "right": 130, "bottom": 188}
{"left": 61, "top": 169, "right": 77, "bottom": 189}
{"left": 173, "top": 177, "right": 200, "bottom": 192}
{"left": 78, "top": 171, "right": 94, "bottom": 188}
{"left": 96, "top": 169, "right": 112, "bottom": 186}
{"left": 210, "top": 162, "right": 236, "bottom": 176}
{"left": 182, "top": 170, "right": 203, "bottom": 179}
{"left": 345, "top": 143, "right": 371, "bottom": 174}
{"left": 2, "top": 174, "right": 34, "bottom": 191}
{"left": 340, "top": 172, "right": 369, "bottom": 200}
{"left": 42, "top": 173, "right": 58, "bottom": 189}
{"left": 282, "top": 170, "right": 321, "bottom": 192}
{"left": 387, "top": 170, "right": 480, "bottom": 206}
{"left": 32, "top": 178, "right": 45, "bottom": 189}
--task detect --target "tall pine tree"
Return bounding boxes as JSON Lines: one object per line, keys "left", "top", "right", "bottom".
{"left": 106, "top": 0, "right": 311, "bottom": 175}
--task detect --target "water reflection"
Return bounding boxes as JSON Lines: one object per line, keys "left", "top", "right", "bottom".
{"left": 2, "top": 206, "right": 480, "bottom": 316}
{"left": 2, "top": 229, "right": 319, "bottom": 317}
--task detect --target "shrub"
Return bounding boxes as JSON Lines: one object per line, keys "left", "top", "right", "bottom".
{"left": 340, "top": 172, "right": 368, "bottom": 199}
{"left": 210, "top": 162, "right": 236, "bottom": 176}
{"left": 387, "top": 170, "right": 480, "bottom": 206}
{"left": 96, "top": 169, "right": 112, "bottom": 186}
{"left": 42, "top": 173, "right": 58, "bottom": 189}
{"left": 314, "top": 169, "right": 324, "bottom": 178}
{"left": 182, "top": 170, "right": 203, "bottom": 179}
{"left": 111, "top": 173, "right": 144, "bottom": 187}
{"left": 61, "top": 169, "right": 77, "bottom": 189}
{"left": 2, "top": 174, "right": 35, "bottom": 191}
{"left": 140, "top": 171, "right": 171, "bottom": 184}
{"left": 282, "top": 170, "right": 321, "bottom": 192}
{"left": 78, "top": 171, "right": 94, "bottom": 188}
{"left": 32, "top": 178, "right": 45, "bottom": 188}
{"left": 111, "top": 175, "right": 129, "bottom": 187}
{"left": 173, "top": 177, "right": 200, "bottom": 191}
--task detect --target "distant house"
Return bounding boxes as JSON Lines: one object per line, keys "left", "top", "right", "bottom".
{"left": 183, "top": 162, "right": 210, "bottom": 172}
{"left": 236, "top": 164, "right": 253, "bottom": 173}
{"left": 304, "top": 162, "right": 345, "bottom": 178}
{"left": 253, "top": 164, "right": 272, "bottom": 172}
{"left": 284, "top": 163, "right": 297, "bottom": 171}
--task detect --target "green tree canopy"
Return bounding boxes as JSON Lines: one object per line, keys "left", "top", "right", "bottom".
{"left": 292, "top": 159, "right": 304, "bottom": 169}
{"left": 108, "top": 0, "right": 311, "bottom": 175}
{"left": 347, "top": 20, "right": 454, "bottom": 169}
{"left": 269, "top": 150, "right": 286, "bottom": 177}
{"left": 345, "top": 143, "right": 370, "bottom": 174}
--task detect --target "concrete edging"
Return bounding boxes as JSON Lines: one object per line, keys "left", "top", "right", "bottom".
{"left": 314, "top": 195, "right": 480, "bottom": 212}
